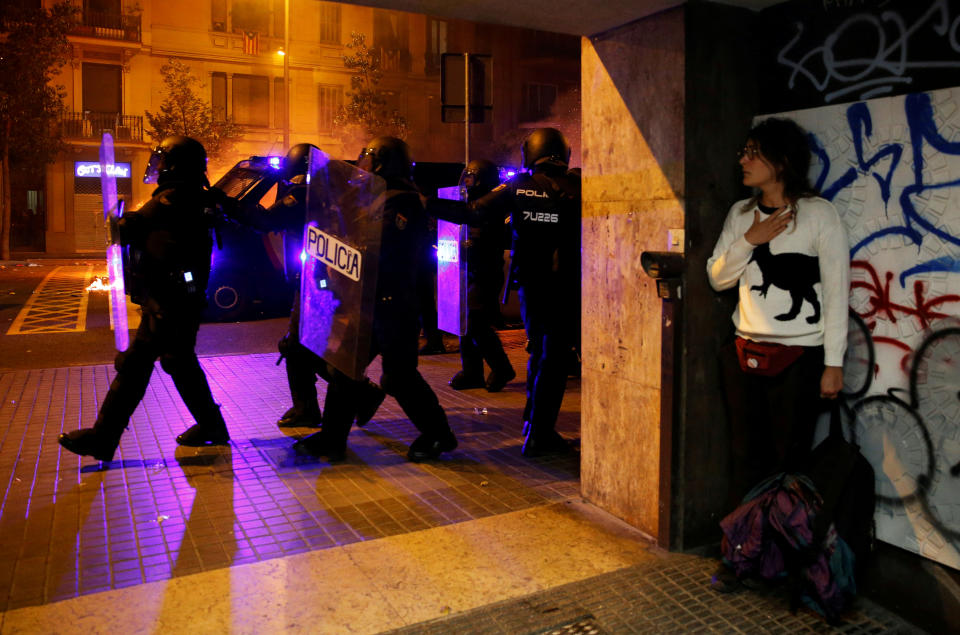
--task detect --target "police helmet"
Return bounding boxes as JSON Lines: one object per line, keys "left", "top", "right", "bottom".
{"left": 521, "top": 127, "right": 570, "bottom": 169}
{"left": 143, "top": 136, "right": 207, "bottom": 184}
{"left": 460, "top": 159, "right": 500, "bottom": 201}
{"left": 357, "top": 136, "right": 413, "bottom": 180}
{"left": 284, "top": 143, "right": 319, "bottom": 181}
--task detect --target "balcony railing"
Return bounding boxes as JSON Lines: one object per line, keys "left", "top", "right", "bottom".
{"left": 61, "top": 112, "right": 144, "bottom": 143}
{"left": 72, "top": 10, "right": 141, "bottom": 43}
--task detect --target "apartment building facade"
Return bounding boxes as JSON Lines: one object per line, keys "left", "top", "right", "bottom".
{"left": 22, "top": 0, "right": 579, "bottom": 255}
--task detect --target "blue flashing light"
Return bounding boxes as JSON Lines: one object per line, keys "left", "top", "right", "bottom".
{"left": 268, "top": 156, "right": 282, "bottom": 169}
{"left": 300, "top": 250, "right": 307, "bottom": 264}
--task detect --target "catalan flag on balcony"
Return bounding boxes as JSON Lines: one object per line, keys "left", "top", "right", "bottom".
{"left": 242, "top": 31, "right": 260, "bottom": 55}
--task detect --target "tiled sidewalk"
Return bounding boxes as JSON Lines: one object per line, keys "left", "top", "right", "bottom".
{"left": 0, "top": 331, "right": 580, "bottom": 613}
{"left": 0, "top": 331, "right": 923, "bottom": 633}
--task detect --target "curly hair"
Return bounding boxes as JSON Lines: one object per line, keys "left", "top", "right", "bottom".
{"left": 741, "top": 117, "right": 818, "bottom": 211}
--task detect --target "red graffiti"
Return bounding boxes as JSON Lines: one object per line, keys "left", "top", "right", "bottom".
{"left": 851, "top": 260, "right": 960, "bottom": 374}
{"left": 852, "top": 260, "right": 960, "bottom": 331}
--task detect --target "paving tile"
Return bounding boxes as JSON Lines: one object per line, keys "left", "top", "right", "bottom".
{"left": 0, "top": 331, "right": 579, "bottom": 613}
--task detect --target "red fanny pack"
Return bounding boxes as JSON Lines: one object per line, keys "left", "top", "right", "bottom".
{"left": 735, "top": 337, "right": 805, "bottom": 376}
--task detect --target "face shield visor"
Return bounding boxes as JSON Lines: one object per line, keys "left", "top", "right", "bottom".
{"left": 143, "top": 147, "right": 163, "bottom": 184}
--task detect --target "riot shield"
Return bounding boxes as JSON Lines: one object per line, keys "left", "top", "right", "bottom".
{"left": 99, "top": 131, "right": 129, "bottom": 352}
{"left": 299, "top": 148, "right": 386, "bottom": 380}
{"left": 436, "top": 217, "right": 468, "bottom": 335}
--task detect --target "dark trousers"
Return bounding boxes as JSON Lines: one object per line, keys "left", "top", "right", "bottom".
{"left": 93, "top": 307, "right": 220, "bottom": 445}
{"left": 283, "top": 288, "right": 330, "bottom": 414}
{"left": 520, "top": 286, "right": 573, "bottom": 437}
{"left": 459, "top": 307, "right": 512, "bottom": 379}
{"left": 719, "top": 339, "right": 826, "bottom": 507}
{"left": 321, "top": 303, "right": 450, "bottom": 450}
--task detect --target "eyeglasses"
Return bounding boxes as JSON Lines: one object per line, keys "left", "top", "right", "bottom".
{"left": 737, "top": 145, "right": 761, "bottom": 160}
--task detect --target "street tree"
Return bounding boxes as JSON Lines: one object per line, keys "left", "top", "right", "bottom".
{"left": 334, "top": 32, "right": 408, "bottom": 155}
{"left": 0, "top": 2, "right": 78, "bottom": 260}
{"left": 144, "top": 59, "right": 243, "bottom": 166}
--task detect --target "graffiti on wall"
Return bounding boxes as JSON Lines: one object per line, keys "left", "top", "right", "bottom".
{"left": 769, "top": 0, "right": 960, "bottom": 107}
{"left": 774, "top": 84, "right": 960, "bottom": 569}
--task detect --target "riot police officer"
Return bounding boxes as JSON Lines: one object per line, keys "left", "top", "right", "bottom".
{"left": 58, "top": 136, "right": 229, "bottom": 462}
{"left": 235, "top": 143, "right": 384, "bottom": 430}
{"left": 448, "top": 159, "right": 516, "bottom": 392}
{"left": 426, "top": 128, "right": 581, "bottom": 457}
{"left": 295, "top": 136, "right": 457, "bottom": 462}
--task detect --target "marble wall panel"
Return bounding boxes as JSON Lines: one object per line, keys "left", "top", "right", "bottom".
{"left": 580, "top": 9, "right": 686, "bottom": 541}
{"left": 581, "top": 368, "right": 662, "bottom": 536}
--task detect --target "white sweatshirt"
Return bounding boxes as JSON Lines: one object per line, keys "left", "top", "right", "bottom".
{"left": 707, "top": 196, "right": 850, "bottom": 367}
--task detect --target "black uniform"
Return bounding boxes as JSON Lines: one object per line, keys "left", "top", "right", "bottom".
{"left": 60, "top": 174, "right": 228, "bottom": 461}
{"left": 428, "top": 163, "right": 580, "bottom": 455}
{"left": 238, "top": 173, "right": 383, "bottom": 428}
{"left": 299, "top": 177, "right": 456, "bottom": 461}
{"left": 450, "top": 171, "right": 515, "bottom": 391}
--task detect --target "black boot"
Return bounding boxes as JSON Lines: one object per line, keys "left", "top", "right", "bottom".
{"left": 58, "top": 428, "right": 119, "bottom": 462}
{"left": 293, "top": 431, "right": 346, "bottom": 461}
{"left": 449, "top": 371, "right": 486, "bottom": 390}
{"left": 521, "top": 428, "right": 570, "bottom": 458}
{"left": 277, "top": 407, "right": 322, "bottom": 428}
{"left": 485, "top": 367, "right": 516, "bottom": 392}
{"left": 176, "top": 409, "right": 230, "bottom": 447}
{"left": 407, "top": 430, "right": 458, "bottom": 462}
{"left": 355, "top": 380, "right": 385, "bottom": 427}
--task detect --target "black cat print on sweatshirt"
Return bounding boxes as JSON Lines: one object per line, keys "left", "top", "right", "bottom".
{"left": 748, "top": 243, "right": 821, "bottom": 324}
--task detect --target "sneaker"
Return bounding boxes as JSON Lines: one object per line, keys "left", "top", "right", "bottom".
{"left": 293, "top": 432, "right": 346, "bottom": 461}
{"left": 355, "top": 380, "right": 385, "bottom": 428}
{"left": 176, "top": 423, "right": 230, "bottom": 447}
{"left": 407, "top": 431, "right": 458, "bottom": 462}
{"left": 449, "top": 371, "right": 486, "bottom": 390}
{"left": 485, "top": 368, "right": 516, "bottom": 392}
{"left": 58, "top": 428, "right": 118, "bottom": 462}
{"left": 276, "top": 407, "right": 322, "bottom": 428}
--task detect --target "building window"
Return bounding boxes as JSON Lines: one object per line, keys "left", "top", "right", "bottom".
{"left": 317, "top": 85, "right": 342, "bottom": 132}
{"left": 211, "top": 72, "right": 227, "bottom": 122}
{"left": 521, "top": 82, "right": 557, "bottom": 122}
{"left": 274, "top": 77, "right": 286, "bottom": 129}
{"left": 232, "top": 74, "right": 269, "bottom": 127}
{"left": 82, "top": 63, "right": 122, "bottom": 114}
{"left": 231, "top": 0, "right": 269, "bottom": 34}
{"left": 425, "top": 18, "right": 447, "bottom": 75}
{"left": 271, "top": 0, "right": 285, "bottom": 38}
{"left": 211, "top": 0, "right": 227, "bottom": 31}
{"left": 318, "top": 2, "right": 340, "bottom": 43}
{"left": 373, "top": 10, "right": 410, "bottom": 73}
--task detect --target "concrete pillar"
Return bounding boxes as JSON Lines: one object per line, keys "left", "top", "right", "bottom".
{"left": 580, "top": 3, "right": 758, "bottom": 548}
{"left": 580, "top": 8, "right": 686, "bottom": 542}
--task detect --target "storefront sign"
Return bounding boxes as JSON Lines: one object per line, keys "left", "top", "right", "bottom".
{"left": 75, "top": 162, "right": 131, "bottom": 178}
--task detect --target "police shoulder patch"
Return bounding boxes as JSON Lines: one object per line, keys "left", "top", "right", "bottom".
{"left": 395, "top": 213, "right": 408, "bottom": 230}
